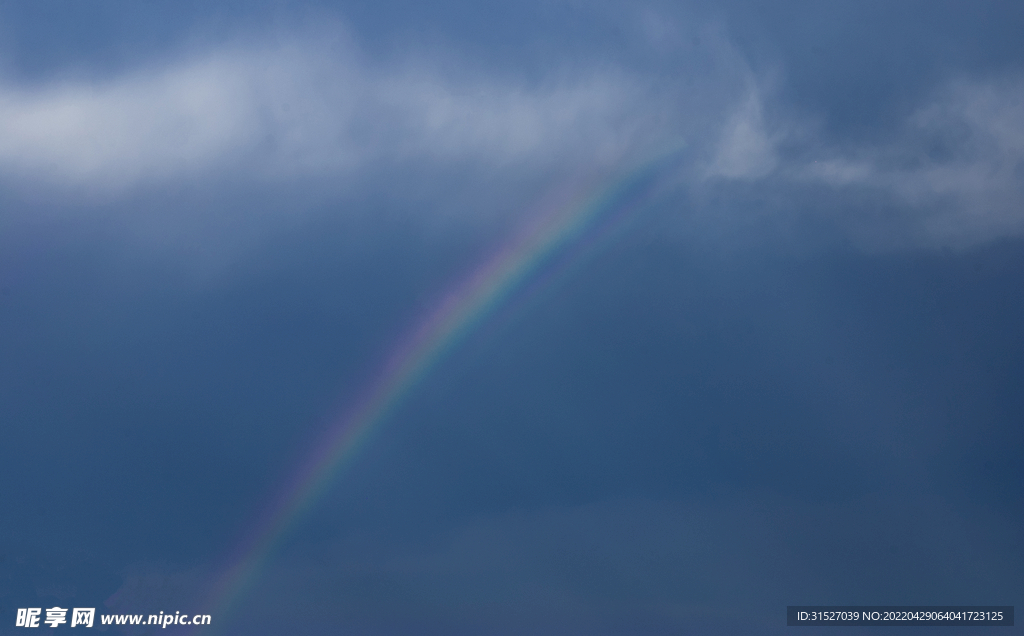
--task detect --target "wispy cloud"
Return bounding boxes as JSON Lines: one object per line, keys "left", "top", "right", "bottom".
{"left": 0, "top": 34, "right": 682, "bottom": 196}
{"left": 705, "top": 85, "right": 778, "bottom": 180}
{"left": 702, "top": 74, "right": 1024, "bottom": 248}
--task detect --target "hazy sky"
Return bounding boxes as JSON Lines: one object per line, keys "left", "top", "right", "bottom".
{"left": 1, "top": 2, "right": 1022, "bottom": 634}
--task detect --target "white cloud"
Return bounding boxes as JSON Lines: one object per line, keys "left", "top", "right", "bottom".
{"left": 0, "top": 35, "right": 682, "bottom": 196}
{"left": 0, "top": 61, "right": 253, "bottom": 187}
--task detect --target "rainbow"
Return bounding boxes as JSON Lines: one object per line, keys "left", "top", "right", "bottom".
{"left": 196, "top": 147, "right": 685, "bottom": 633}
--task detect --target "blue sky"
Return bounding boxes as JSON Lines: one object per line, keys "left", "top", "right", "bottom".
{"left": 1, "top": 2, "right": 1022, "bottom": 634}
